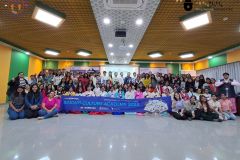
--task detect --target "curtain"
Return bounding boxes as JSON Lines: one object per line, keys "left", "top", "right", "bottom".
{"left": 197, "top": 62, "right": 240, "bottom": 93}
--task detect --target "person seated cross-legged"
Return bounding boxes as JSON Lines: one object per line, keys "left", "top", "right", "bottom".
{"left": 38, "top": 91, "right": 58, "bottom": 120}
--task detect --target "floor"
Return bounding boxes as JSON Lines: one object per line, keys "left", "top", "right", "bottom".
{"left": 0, "top": 104, "right": 239, "bottom": 160}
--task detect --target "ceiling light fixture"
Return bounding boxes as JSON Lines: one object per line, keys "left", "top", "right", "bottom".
{"left": 126, "top": 53, "right": 130, "bottom": 56}
{"left": 179, "top": 52, "right": 195, "bottom": 59}
{"left": 76, "top": 49, "right": 92, "bottom": 57}
{"left": 208, "top": 56, "right": 213, "bottom": 59}
{"left": 148, "top": 52, "right": 163, "bottom": 58}
{"left": 103, "top": 18, "right": 110, "bottom": 25}
{"left": 32, "top": 1, "right": 66, "bottom": 27}
{"left": 180, "top": 11, "right": 212, "bottom": 30}
{"left": 25, "top": 52, "right": 30, "bottom": 55}
{"left": 108, "top": 43, "right": 113, "bottom": 48}
{"left": 112, "top": 61, "right": 115, "bottom": 64}
{"left": 136, "top": 18, "right": 143, "bottom": 26}
{"left": 110, "top": 52, "right": 114, "bottom": 56}
{"left": 45, "top": 49, "right": 60, "bottom": 56}
{"left": 124, "top": 61, "right": 127, "bottom": 64}
{"left": 128, "top": 44, "right": 133, "bottom": 48}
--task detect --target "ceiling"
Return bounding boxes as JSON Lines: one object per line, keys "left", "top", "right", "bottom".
{"left": 0, "top": 0, "right": 239, "bottom": 62}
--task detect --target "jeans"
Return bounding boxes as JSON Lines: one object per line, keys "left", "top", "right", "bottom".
{"left": 8, "top": 107, "right": 24, "bottom": 120}
{"left": 223, "top": 112, "right": 236, "bottom": 120}
{"left": 38, "top": 109, "right": 58, "bottom": 119}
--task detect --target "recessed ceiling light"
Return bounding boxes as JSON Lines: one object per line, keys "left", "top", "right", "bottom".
{"left": 124, "top": 61, "right": 127, "bottom": 64}
{"left": 76, "top": 49, "right": 92, "bottom": 57}
{"left": 32, "top": 2, "right": 66, "bottom": 27}
{"left": 112, "top": 61, "right": 115, "bottom": 64}
{"left": 128, "top": 44, "right": 133, "bottom": 48}
{"left": 103, "top": 18, "right": 110, "bottom": 25}
{"left": 136, "top": 18, "right": 143, "bottom": 26}
{"left": 180, "top": 11, "right": 212, "bottom": 30}
{"left": 179, "top": 52, "right": 194, "bottom": 59}
{"left": 148, "top": 52, "right": 163, "bottom": 58}
{"left": 126, "top": 53, "right": 130, "bottom": 56}
{"left": 4, "top": 4, "right": 7, "bottom": 7}
{"left": 110, "top": 52, "right": 114, "bottom": 56}
{"left": 45, "top": 49, "right": 60, "bottom": 56}
{"left": 108, "top": 43, "right": 113, "bottom": 48}
{"left": 208, "top": 56, "right": 213, "bottom": 59}
{"left": 25, "top": 52, "right": 30, "bottom": 55}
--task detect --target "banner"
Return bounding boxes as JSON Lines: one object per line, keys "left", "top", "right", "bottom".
{"left": 61, "top": 96, "right": 172, "bottom": 113}
{"left": 139, "top": 68, "right": 169, "bottom": 74}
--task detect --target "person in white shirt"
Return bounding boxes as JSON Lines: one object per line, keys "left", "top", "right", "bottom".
{"left": 152, "top": 88, "right": 161, "bottom": 98}
{"left": 208, "top": 94, "right": 224, "bottom": 120}
{"left": 118, "top": 72, "right": 124, "bottom": 85}
{"left": 107, "top": 87, "right": 116, "bottom": 98}
{"left": 101, "top": 71, "right": 109, "bottom": 85}
{"left": 93, "top": 83, "right": 101, "bottom": 97}
{"left": 203, "top": 88, "right": 211, "bottom": 100}
{"left": 162, "top": 81, "right": 173, "bottom": 94}
{"left": 100, "top": 86, "right": 108, "bottom": 97}
{"left": 82, "top": 86, "right": 95, "bottom": 97}
{"left": 90, "top": 73, "right": 97, "bottom": 87}
{"left": 112, "top": 72, "right": 119, "bottom": 85}
{"left": 53, "top": 72, "right": 63, "bottom": 86}
{"left": 132, "top": 72, "right": 137, "bottom": 84}
{"left": 195, "top": 88, "right": 202, "bottom": 101}
{"left": 143, "top": 87, "right": 150, "bottom": 98}
{"left": 125, "top": 86, "right": 135, "bottom": 99}
{"left": 187, "top": 87, "right": 196, "bottom": 98}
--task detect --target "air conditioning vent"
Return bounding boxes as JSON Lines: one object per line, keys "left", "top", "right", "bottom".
{"left": 104, "top": 0, "right": 147, "bottom": 10}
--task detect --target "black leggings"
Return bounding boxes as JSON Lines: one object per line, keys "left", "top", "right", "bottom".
{"left": 24, "top": 109, "right": 39, "bottom": 119}
{"left": 172, "top": 112, "right": 188, "bottom": 120}
{"left": 194, "top": 109, "right": 219, "bottom": 121}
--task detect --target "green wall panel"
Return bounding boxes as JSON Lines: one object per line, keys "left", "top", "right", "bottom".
{"left": 44, "top": 61, "right": 58, "bottom": 69}
{"left": 137, "top": 63, "right": 150, "bottom": 68}
{"left": 8, "top": 49, "right": 29, "bottom": 80}
{"left": 208, "top": 54, "right": 227, "bottom": 68}
{"left": 74, "top": 61, "right": 89, "bottom": 66}
{"left": 166, "top": 63, "right": 180, "bottom": 75}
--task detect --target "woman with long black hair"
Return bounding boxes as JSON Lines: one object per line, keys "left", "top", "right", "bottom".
{"left": 8, "top": 86, "right": 25, "bottom": 120}
{"left": 25, "top": 84, "right": 43, "bottom": 118}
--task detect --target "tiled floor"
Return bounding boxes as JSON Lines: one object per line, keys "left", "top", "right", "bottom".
{"left": 0, "top": 104, "right": 239, "bottom": 160}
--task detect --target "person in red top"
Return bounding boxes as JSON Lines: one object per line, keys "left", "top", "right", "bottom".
{"left": 80, "top": 73, "right": 89, "bottom": 92}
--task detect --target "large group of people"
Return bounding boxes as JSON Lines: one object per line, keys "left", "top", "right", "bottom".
{"left": 6, "top": 69, "right": 240, "bottom": 121}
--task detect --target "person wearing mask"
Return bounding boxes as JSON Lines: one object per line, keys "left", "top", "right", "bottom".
{"left": 25, "top": 84, "right": 43, "bottom": 119}
{"left": 38, "top": 91, "right": 58, "bottom": 120}
{"left": 215, "top": 72, "right": 240, "bottom": 113}
{"left": 8, "top": 86, "right": 25, "bottom": 120}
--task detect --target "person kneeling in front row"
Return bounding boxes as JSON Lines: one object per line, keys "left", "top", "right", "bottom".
{"left": 38, "top": 91, "right": 58, "bottom": 120}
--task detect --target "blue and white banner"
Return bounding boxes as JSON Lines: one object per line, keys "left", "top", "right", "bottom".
{"left": 61, "top": 96, "right": 172, "bottom": 113}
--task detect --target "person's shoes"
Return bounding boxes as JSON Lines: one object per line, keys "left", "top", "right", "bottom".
{"left": 53, "top": 114, "right": 59, "bottom": 117}
{"left": 188, "top": 117, "right": 192, "bottom": 121}
{"left": 37, "top": 117, "right": 44, "bottom": 120}
{"left": 218, "top": 119, "right": 223, "bottom": 122}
